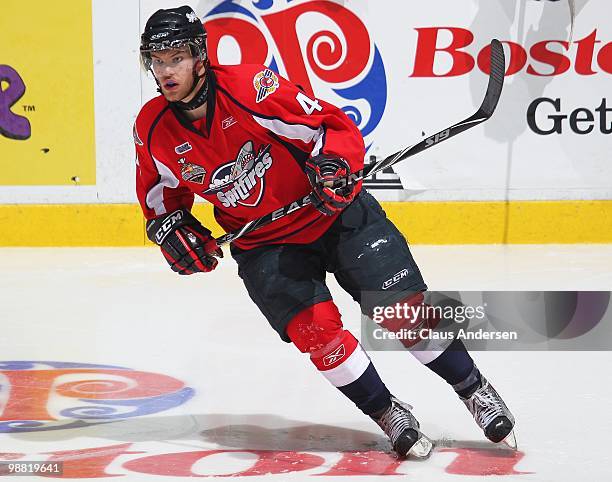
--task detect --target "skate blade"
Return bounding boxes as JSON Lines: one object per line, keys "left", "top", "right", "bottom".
{"left": 501, "top": 430, "right": 518, "bottom": 451}
{"left": 408, "top": 435, "right": 434, "bottom": 459}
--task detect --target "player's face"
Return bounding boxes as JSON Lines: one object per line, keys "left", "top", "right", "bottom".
{"left": 150, "top": 47, "right": 204, "bottom": 102}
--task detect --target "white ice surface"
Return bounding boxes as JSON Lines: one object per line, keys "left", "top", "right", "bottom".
{"left": 0, "top": 245, "right": 611, "bottom": 481}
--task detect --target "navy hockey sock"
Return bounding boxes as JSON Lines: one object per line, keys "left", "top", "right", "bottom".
{"left": 337, "top": 362, "right": 392, "bottom": 416}
{"left": 424, "top": 338, "right": 481, "bottom": 397}
{"left": 285, "top": 303, "right": 392, "bottom": 417}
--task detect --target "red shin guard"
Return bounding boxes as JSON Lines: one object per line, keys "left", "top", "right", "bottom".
{"left": 286, "top": 301, "right": 358, "bottom": 370}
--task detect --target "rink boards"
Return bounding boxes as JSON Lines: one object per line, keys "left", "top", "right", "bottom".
{"left": 1, "top": 0, "right": 610, "bottom": 244}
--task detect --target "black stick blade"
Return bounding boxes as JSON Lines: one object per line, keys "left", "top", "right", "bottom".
{"left": 479, "top": 39, "right": 506, "bottom": 118}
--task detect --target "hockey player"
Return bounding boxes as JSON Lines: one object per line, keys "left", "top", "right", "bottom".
{"left": 135, "top": 5, "right": 516, "bottom": 458}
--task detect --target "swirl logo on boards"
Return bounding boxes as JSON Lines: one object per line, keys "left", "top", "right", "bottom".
{"left": 203, "top": 0, "right": 388, "bottom": 147}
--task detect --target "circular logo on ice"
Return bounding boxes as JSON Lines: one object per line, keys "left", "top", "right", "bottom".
{"left": 203, "top": 0, "right": 388, "bottom": 146}
{"left": 0, "top": 361, "right": 194, "bottom": 433}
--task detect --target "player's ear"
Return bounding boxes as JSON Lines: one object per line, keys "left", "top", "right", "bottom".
{"left": 195, "top": 59, "right": 206, "bottom": 77}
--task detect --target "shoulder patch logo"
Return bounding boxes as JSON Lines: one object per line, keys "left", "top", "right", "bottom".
{"left": 178, "top": 158, "right": 207, "bottom": 184}
{"left": 133, "top": 123, "right": 143, "bottom": 146}
{"left": 186, "top": 11, "right": 199, "bottom": 23}
{"left": 175, "top": 142, "right": 193, "bottom": 154}
{"left": 253, "top": 69, "right": 279, "bottom": 103}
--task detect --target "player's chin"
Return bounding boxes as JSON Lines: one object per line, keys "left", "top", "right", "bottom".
{"left": 161, "top": 86, "right": 186, "bottom": 102}
{"left": 161, "top": 91, "right": 181, "bottom": 102}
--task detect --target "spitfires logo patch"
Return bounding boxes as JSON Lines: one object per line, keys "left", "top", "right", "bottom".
{"left": 253, "top": 69, "right": 279, "bottom": 103}
{"left": 207, "top": 141, "right": 273, "bottom": 208}
{"left": 178, "top": 158, "right": 206, "bottom": 184}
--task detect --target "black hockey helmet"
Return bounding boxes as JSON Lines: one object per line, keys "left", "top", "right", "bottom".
{"left": 140, "top": 5, "right": 207, "bottom": 70}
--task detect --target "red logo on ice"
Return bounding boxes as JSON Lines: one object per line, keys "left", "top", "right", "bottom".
{"left": 0, "top": 443, "right": 531, "bottom": 478}
{"left": 0, "top": 361, "right": 194, "bottom": 432}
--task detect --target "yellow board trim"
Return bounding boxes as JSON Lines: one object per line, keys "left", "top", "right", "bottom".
{"left": 0, "top": 201, "right": 611, "bottom": 246}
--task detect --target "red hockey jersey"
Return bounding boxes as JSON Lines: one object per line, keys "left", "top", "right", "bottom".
{"left": 134, "top": 64, "right": 365, "bottom": 250}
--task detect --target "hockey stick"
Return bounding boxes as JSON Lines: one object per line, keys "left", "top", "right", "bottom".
{"left": 568, "top": 0, "right": 576, "bottom": 42}
{"left": 214, "top": 39, "right": 505, "bottom": 247}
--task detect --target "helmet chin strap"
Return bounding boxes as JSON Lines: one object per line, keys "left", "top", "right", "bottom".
{"left": 174, "top": 64, "right": 208, "bottom": 111}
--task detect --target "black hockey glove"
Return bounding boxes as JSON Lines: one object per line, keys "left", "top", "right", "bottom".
{"left": 146, "top": 209, "right": 223, "bottom": 275}
{"left": 304, "top": 154, "right": 357, "bottom": 216}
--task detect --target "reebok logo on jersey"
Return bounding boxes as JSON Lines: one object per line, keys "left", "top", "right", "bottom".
{"left": 253, "top": 69, "right": 279, "bottom": 103}
{"left": 208, "top": 141, "right": 273, "bottom": 208}
{"left": 323, "top": 344, "right": 346, "bottom": 367}
{"left": 175, "top": 142, "right": 192, "bottom": 154}
{"left": 222, "top": 116, "right": 237, "bottom": 129}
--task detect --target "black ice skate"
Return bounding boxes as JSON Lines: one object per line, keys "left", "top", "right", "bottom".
{"left": 460, "top": 375, "right": 517, "bottom": 449}
{"left": 372, "top": 396, "right": 434, "bottom": 459}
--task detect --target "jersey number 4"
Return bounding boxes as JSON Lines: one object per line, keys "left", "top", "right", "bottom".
{"left": 296, "top": 92, "right": 323, "bottom": 115}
